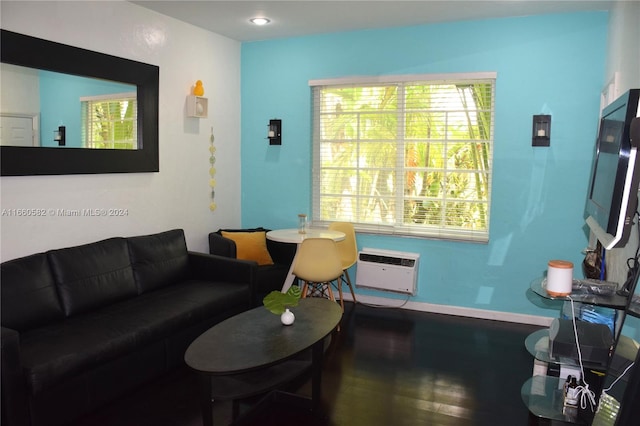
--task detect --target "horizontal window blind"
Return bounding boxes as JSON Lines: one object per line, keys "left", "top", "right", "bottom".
{"left": 81, "top": 92, "right": 138, "bottom": 150}
{"left": 310, "top": 73, "right": 495, "bottom": 242}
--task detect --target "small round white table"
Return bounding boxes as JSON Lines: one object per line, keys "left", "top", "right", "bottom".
{"left": 266, "top": 228, "right": 345, "bottom": 292}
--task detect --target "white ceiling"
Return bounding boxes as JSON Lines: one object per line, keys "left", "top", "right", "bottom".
{"left": 131, "top": 0, "right": 614, "bottom": 42}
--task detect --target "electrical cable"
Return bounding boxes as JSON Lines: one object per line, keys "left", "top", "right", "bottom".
{"left": 597, "top": 361, "right": 636, "bottom": 415}
{"left": 603, "top": 361, "right": 635, "bottom": 393}
{"left": 329, "top": 277, "right": 412, "bottom": 309}
{"left": 618, "top": 210, "right": 640, "bottom": 296}
{"left": 600, "top": 246, "right": 606, "bottom": 281}
{"left": 568, "top": 296, "right": 598, "bottom": 411}
{"left": 357, "top": 295, "right": 411, "bottom": 309}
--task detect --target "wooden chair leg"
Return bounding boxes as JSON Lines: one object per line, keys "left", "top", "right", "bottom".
{"left": 325, "top": 282, "right": 336, "bottom": 303}
{"left": 336, "top": 277, "right": 344, "bottom": 311}
{"left": 301, "top": 281, "right": 309, "bottom": 298}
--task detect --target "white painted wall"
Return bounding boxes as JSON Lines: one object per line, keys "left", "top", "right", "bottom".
{"left": 1, "top": 64, "right": 39, "bottom": 115}
{"left": 601, "top": 0, "right": 640, "bottom": 286}
{"left": 605, "top": 0, "right": 640, "bottom": 96}
{"left": 0, "top": 1, "right": 242, "bottom": 260}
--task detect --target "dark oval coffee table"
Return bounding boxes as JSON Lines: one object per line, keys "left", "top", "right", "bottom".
{"left": 185, "top": 297, "right": 342, "bottom": 426}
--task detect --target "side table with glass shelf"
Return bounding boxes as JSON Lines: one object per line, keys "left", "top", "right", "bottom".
{"left": 522, "top": 278, "right": 629, "bottom": 425}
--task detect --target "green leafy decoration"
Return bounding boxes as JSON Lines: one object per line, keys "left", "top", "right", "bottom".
{"left": 262, "top": 286, "right": 301, "bottom": 315}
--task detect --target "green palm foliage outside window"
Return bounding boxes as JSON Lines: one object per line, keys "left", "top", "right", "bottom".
{"left": 311, "top": 74, "right": 495, "bottom": 242}
{"left": 81, "top": 93, "right": 137, "bottom": 149}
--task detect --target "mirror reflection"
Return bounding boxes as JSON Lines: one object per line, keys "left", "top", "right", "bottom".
{"left": 0, "top": 29, "right": 158, "bottom": 176}
{"left": 1, "top": 63, "right": 138, "bottom": 149}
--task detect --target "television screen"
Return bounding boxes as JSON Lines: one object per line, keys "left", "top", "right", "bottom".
{"left": 585, "top": 89, "right": 640, "bottom": 250}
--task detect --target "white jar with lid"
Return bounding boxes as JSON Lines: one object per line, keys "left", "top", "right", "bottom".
{"left": 546, "top": 260, "right": 573, "bottom": 297}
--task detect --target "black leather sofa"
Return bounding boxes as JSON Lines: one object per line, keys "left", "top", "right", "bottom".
{"left": 209, "top": 228, "right": 296, "bottom": 306}
{"left": 0, "top": 229, "right": 254, "bottom": 426}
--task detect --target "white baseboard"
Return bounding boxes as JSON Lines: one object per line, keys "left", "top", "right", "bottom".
{"left": 339, "top": 293, "right": 554, "bottom": 327}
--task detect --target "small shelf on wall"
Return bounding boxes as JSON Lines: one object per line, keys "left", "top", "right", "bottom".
{"left": 187, "top": 95, "right": 208, "bottom": 118}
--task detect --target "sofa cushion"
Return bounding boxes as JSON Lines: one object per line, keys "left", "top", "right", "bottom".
{"left": 220, "top": 230, "right": 274, "bottom": 266}
{"left": 47, "top": 238, "right": 137, "bottom": 317}
{"left": 215, "top": 227, "right": 295, "bottom": 266}
{"left": 19, "top": 279, "right": 250, "bottom": 395}
{"left": 0, "top": 253, "right": 64, "bottom": 332}
{"left": 127, "top": 229, "right": 190, "bottom": 294}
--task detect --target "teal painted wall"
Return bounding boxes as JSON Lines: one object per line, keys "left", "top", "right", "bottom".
{"left": 241, "top": 12, "right": 608, "bottom": 317}
{"left": 40, "top": 71, "right": 135, "bottom": 148}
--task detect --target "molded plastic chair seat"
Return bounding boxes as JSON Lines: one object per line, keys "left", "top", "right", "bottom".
{"left": 328, "top": 222, "right": 358, "bottom": 308}
{"left": 292, "top": 238, "right": 343, "bottom": 309}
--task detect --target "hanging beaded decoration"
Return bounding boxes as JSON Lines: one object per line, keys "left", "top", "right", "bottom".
{"left": 209, "top": 127, "right": 217, "bottom": 211}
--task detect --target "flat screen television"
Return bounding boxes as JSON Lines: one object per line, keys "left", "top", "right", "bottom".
{"left": 585, "top": 89, "right": 640, "bottom": 250}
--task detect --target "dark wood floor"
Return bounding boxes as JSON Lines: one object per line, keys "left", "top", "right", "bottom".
{"left": 70, "top": 302, "right": 543, "bottom": 426}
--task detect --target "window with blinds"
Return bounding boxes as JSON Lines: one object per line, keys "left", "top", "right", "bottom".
{"left": 81, "top": 92, "right": 138, "bottom": 149}
{"left": 310, "top": 73, "right": 495, "bottom": 242}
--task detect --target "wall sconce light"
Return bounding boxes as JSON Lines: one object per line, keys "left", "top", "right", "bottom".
{"left": 268, "top": 119, "right": 281, "bottom": 145}
{"left": 532, "top": 115, "right": 551, "bottom": 147}
{"left": 53, "top": 125, "right": 66, "bottom": 146}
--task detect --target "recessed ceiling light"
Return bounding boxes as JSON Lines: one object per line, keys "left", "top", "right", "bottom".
{"left": 250, "top": 17, "right": 271, "bottom": 26}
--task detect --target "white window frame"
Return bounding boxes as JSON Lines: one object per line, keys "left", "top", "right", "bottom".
{"left": 310, "top": 72, "right": 496, "bottom": 243}
{"left": 81, "top": 92, "right": 137, "bottom": 149}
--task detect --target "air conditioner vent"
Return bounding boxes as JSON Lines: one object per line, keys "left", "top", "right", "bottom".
{"left": 358, "top": 253, "right": 416, "bottom": 267}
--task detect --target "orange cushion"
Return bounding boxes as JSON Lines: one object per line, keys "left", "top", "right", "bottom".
{"left": 221, "top": 231, "right": 274, "bottom": 266}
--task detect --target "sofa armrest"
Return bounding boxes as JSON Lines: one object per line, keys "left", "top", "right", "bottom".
{"left": 1, "top": 326, "right": 30, "bottom": 426}
{"left": 189, "top": 251, "right": 256, "bottom": 285}
{"left": 208, "top": 233, "right": 236, "bottom": 258}
{"left": 189, "top": 252, "right": 257, "bottom": 306}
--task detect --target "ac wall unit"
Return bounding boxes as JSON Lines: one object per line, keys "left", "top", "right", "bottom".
{"left": 355, "top": 247, "right": 419, "bottom": 295}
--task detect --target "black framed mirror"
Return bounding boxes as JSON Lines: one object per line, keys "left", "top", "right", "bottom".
{"left": 0, "top": 29, "right": 159, "bottom": 176}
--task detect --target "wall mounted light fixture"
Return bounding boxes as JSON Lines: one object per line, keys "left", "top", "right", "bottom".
{"left": 53, "top": 126, "right": 66, "bottom": 146}
{"left": 268, "top": 119, "right": 282, "bottom": 145}
{"left": 532, "top": 115, "right": 551, "bottom": 147}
